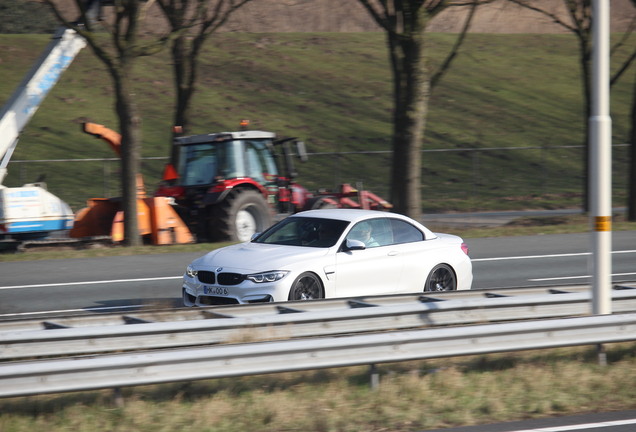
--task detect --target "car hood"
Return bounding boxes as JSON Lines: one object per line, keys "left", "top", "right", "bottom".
{"left": 193, "top": 242, "right": 331, "bottom": 272}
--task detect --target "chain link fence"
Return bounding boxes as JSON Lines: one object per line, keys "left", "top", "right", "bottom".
{"left": 7, "top": 144, "right": 629, "bottom": 214}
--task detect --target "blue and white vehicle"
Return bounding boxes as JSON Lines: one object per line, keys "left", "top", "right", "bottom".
{"left": 183, "top": 209, "right": 473, "bottom": 305}
{"left": 0, "top": 26, "right": 86, "bottom": 240}
{"left": 0, "top": 186, "right": 74, "bottom": 239}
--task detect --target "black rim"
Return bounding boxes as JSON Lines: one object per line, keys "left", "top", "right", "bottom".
{"left": 426, "top": 266, "right": 456, "bottom": 291}
{"left": 290, "top": 274, "right": 322, "bottom": 300}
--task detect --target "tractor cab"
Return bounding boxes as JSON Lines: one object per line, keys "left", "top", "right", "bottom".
{"left": 156, "top": 129, "right": 310, "bottom": 241}
{"left": 176, "top": 132, "right": 279, "bottom": 189}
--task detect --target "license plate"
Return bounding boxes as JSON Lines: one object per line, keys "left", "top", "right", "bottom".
{"left": 204, "top": 286, "right": 229, "bottom": 296}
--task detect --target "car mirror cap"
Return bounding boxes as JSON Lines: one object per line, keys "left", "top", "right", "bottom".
{"left": 345, "top": 238, "right": 366, "bottom": 251}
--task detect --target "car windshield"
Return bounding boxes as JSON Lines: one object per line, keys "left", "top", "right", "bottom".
{"left": 253, "top": 217, "right": 350, "bottom": 248}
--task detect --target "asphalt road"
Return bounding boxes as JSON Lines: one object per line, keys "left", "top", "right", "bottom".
{"left": 468, "top": 231, "right": 636, "bottom": 289}
{"left": 422, "top": 410, "right": 636, "bottom": 432}
{"left": 1, "top": 231, "right": 635, "bottom": 432}
{"left": 1, "top": 231, "right": 636, "bottom": 319}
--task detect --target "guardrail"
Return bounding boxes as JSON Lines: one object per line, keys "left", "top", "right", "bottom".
{"left": 2, "top": 285, "right": 636, "bottom": 398}
{"left": 1, "top": 313, "right": 635, "bottom": 398}
{"left": 2, "top": 285, "right": 636, "bottom": 360}
{"left": 2, "top": 285, "right": 588, "bottom": 331}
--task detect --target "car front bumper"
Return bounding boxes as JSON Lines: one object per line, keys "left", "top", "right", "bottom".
{"left": 182, "top": 277, "right": 291, "bottom": 306}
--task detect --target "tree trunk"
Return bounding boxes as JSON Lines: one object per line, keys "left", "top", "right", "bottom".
{"left": 388, "top": 9, "right": 430, "bottom": 219}
{"left": 113, "top": 67, "right": 142, "bottom": 246}
{"left": 579, "top": 34, "right": 592, "bottom": 213}
{"left": 171, "top": 36, "right": 187, "bottom": 164}
{"left": 170, "top": 35, "right": 198, "bottom": 161}
{"left": 628, "top": 69, "right": 636, "bottom": 221}
{"left": 173, "top": 37, "right": 188, "bottom": 131}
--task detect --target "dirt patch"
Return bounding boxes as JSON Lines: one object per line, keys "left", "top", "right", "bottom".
{"left": 505, "top": 215, "right": 571, "bottom": 227}
{"left": 44, "top": 0, "right": 634, "bottom": 34}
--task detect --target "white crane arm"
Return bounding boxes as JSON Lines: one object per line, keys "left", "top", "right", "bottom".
{"left": 0, "top": 27, "right": 86, "bottom": 184}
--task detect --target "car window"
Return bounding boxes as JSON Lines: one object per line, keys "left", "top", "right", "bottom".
{"left": 261, "top": 220, "right": 299, "bottom": 244}
{"left": 254, "top": 217, "right": 349, "bottom": 247}
{"left": 346, "top": 218, "right": 391, "bottom": 248}
{"left": 370, "top": 219, "right": 393, "bottom": 246}
{"left": 389, "top": 219, "right": 425, "bottom": 244}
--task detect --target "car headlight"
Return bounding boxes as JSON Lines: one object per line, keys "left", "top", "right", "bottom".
{"left": 246, "top": 270, "right": 289, "bottom": 283}
{"left": 185, "top": 265, "right": 198, "bottom": 278}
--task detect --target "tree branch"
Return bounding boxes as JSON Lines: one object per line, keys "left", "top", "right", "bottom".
{"left": 357, "top": 0, "right": 393, "bottom": 33}
{"left": 507, "top": 0, "right": 578, "bottom": 33}
{"left": 611, "top": 50, "right": 636, "bottom": 87}
{"left": 430, "top": 0, "right": 480, "bottom": 89}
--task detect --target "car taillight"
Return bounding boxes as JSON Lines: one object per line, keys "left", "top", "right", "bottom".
{"left": 461, "top": 242, "right": 469, "bottom": 255}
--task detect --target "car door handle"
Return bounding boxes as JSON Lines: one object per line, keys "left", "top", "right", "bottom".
{"left": 387, "top": 251, "right": 399, "bottom": 256}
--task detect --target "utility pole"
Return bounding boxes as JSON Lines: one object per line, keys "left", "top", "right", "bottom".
{"left": 589, "top": 0, "right": 612, "bottom": 365}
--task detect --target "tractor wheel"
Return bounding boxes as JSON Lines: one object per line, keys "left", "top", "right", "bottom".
{"left": 208, "top": 189, "right": 273, "bottom": 242}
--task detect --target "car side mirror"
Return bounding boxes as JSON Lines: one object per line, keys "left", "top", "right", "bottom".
{"left": 345, "top": 238, "right": 366, "bottom": 251}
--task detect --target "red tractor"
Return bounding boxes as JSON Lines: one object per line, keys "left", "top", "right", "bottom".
{"left": 155, "top": 124, "right": 392, "bottom": 242}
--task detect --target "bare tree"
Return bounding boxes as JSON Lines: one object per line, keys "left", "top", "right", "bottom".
{"left": 508, "top": 0, "right": 636, "bottom": 214}
{"left": 155, "top": 0, "right": 253, "bottom": 143}
{"left": 626, "top": 0, "right": 636, "bottom": 220}
{"left": 630, "top": 64, "right": 636, "bottom": 220}
{"left": 356, "top": 0, "right": 485, "bottom": 218}
{"left": 44, "top": 0, "right": 174, "bottom": 246}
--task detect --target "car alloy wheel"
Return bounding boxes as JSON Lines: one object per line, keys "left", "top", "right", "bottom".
{"left": 425, "top": 264, "right": 457, "bottom": 291}
{"left": 288, "top": 272, "right": 324, "bottom": 301}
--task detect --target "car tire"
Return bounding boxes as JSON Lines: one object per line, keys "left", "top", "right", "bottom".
{"left": 424, "top": 264, "right": 457, "bottom": 292}
{"left": 288, "top": 272, "right": 324, "bottom": 301}
{"left": 209, "top": 189, "right": 273, "bottom": 242}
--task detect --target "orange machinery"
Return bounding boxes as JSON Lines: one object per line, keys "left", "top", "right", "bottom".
{"left": 70, "top": 122, "right": 194, "bottom": 245}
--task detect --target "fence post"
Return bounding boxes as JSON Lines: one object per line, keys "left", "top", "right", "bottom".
{"left": 541, "top": 145, "right": 547, "bottom": 195}
{"left": 103, "top": 159, "right": 110, "bottom": 197}
{"left": 370, "top": 364, "right": 380, "bottom": 389}
{"left": 471, "top": 151, "right": 479, "bottom": 204}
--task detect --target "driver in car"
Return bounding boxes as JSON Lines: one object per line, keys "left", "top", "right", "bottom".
{"left": 349, "top": 222, "right": 379, "bottom": 247}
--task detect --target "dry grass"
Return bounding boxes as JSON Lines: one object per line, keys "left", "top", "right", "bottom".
{"left": 1, "top": 343, "right": 635, "bottom": 431}
{"left": 429, "top": 213, "right": 636, "bottom": 239}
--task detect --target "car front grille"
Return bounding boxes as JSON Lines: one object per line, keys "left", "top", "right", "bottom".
{"left": 197, "top": 271, "right": 215, "bottom": 284}
{"left": 217, "top": 272, "right": 244, "bottom": 285}
{"left": 197, "top": 271, "right": 244, "bottom": 286}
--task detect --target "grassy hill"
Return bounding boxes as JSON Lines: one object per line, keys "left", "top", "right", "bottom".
{"left": 0, "top": 32, "right": 633, "bottom": 213}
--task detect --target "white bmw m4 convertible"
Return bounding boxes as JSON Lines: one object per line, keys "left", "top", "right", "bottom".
{"left": 182, "top": 209, "right": 472, "bottom": 306}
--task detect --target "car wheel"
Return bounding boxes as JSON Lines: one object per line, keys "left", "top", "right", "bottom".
{"left": 424, "top": 264, "right": 457, "bottom": 292}
{"left": 288, "top": 272, "right": 324, "bottom": 301}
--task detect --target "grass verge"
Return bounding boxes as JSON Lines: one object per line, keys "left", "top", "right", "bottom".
{"left": 0, "top": 343, "right": 635, "bottom": 431}
{"left": 1, "top": 33, "right": 634, "bottom": 213}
